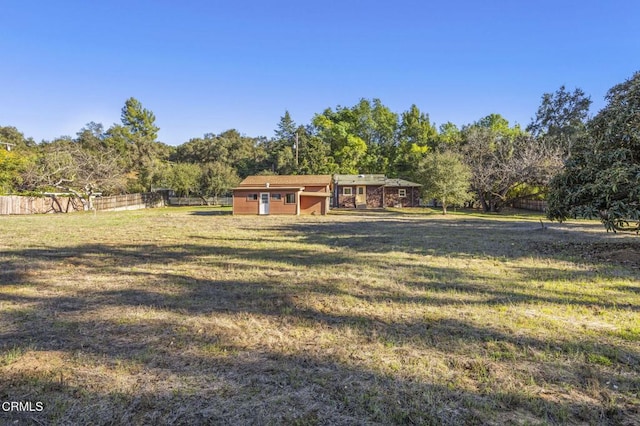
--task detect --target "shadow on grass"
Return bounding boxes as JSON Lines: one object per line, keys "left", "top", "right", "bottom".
{"left": 188, "top": 209, "right": 232, "bottom": 216}
{"left": 1, "top": 214, "right": 639, "bottom": 424}
{"left": 2, "top": 343, "right": 630, "bottom": 425}
{"left": 268, "top": 216, "right": 640, "bottom": 266}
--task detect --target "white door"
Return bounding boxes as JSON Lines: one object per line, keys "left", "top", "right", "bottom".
{"left": 259, "top": 193, "right": 270, "bottom": 215}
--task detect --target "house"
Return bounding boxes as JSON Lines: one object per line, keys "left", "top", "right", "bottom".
{"left": 233, "top": 175, "right": 332, "bottom": 215}
{"left": 333, "top": 174, "right": 421, "bottom": 209}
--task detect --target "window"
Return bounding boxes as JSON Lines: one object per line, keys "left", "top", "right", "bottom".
{"left": 285, "top": 193, "right": 296, "bottom": 204}
{"left": 343, "top": 187, "right": 353, "bottom": 196}
{"left": 398, "top": 189, "right": 407, "bottom": 197}
{"left": 271, "top": 193, "right": 282, "bottom": 201}
{"left": 247, "top": 193, "right": 258, "bottom": 201}
{"left": 358, "top": 187, "right": 364, "bottom": 195}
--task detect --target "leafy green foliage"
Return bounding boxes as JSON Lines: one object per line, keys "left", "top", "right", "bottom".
{"left": 394, "top": 104, "right": 437, "bottom": 178}
{"left": 174, "top": 130, "right": 265, "bottom": 176}
{"left": 296, "top": 127, "right": 337, "bottom": 175}
{"left": 121, "top": 97, "right": 159, "bottom": 141}
{"left": 265, "top": 111, "right": 297, "bottom": 174}
{"left": 0, "top": 149, "right": 27, "bottom": 194}
{"left": 527, "top": 86, "right": 591, "bottom": 158}
{"left": 199, "top": 161, "right": 241, "bottom": 199}
{"left": 416, "top": 151, "right": 472, "bottom": 214}
{"left": 312, "top": 112, "right": 368, "bottom": 174}
{"left": 547, "top": 71, "right": 640, "bottom": 232}
{"left": 165, "top": 163, "right": 202, "bottom": 197}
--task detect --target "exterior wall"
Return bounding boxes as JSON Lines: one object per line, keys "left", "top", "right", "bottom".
{"left": 300, "top": 197, "right": 325, "bottom": 215}
{"left": 336, "top": 185, "right": 356, "bottom": 208}
{"left": 302, "top": 184, "right": 330, "bottom": 215}
{"left": 366, "top": 186, "right": 384, "bottom": 208}
{"left": 384, "top": 187, "right": 420, "bottom": 207}
{"left": 268, "top": 191, "right": 298, "bottom": 215}
{"left": 233, "top": 190, "right": 260, "bottom": 215}
{"left": 336, "top": 185, "right": 384, "bottom": 208}
{"left": 233, "top": 189, "right": 298, "bottom": 215}
{"left": 302, "top": 185, "right": 328, "bottom": 193}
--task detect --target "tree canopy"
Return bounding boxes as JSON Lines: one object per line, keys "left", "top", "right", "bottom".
{"left": 3, "top": 72, "right": 639, "bottom": 233}
{"left": 416, "top": 150, "right": 472, "bottom": 214}
{"left": 547, "top": 71, "right": 640, "bottom": 232}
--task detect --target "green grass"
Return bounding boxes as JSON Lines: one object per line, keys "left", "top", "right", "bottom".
{"left": 1, "top": 207, "right": 639, "bottom": 424}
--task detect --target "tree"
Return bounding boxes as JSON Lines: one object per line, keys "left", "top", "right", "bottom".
{"left": 0, "top": 149, "right": 27, "bottom": 194}
{"left": 266, "top": 111, "right": 297, "bottom": 174}
{"left": 312, "top": 111, "right": 367, "bottom": 174}
{"left": 311, "top": 99, "right": 398, "bottom": 174}
{"left": 547, "top": 71, "right": 640, "bottom": 232}
{"left": 119, "top": 97, "right": 162, "bottom": 191}
{"left": 174, "top": 130, "right": 265, "bottom": 178}
{"left": 527, "top": 86, "right": 591, "bottom": 158}
{"left": 395, "top": 104, "right": 437, "bottom": 178}
{"left": 416, "top": 151, "right": 472, "bottom": 214}
{"left": 121, "top": 97, "right": 159, "bottom": 140}
{"left": 20, "top": 138, "right": 127, "bottom": 203}
{"left": 437, "top": 122, "right": 463, "bottom": 147}
{"left": 0, "top": 126, "right": 36, "bottom": 150}
{"left": 398, "top": 104, "right": 437, "bottom": 147}
{"left": 199, "top": 161, "right": 241, "bottom": 203}
{"left": 296, "top": 126, "right": 337, "bottom": 175}
{"left": 460, "top": 114, "right": 561, "bottom": 212}
{"left": 166, "top": 162, "right": 201, "bottom": 198}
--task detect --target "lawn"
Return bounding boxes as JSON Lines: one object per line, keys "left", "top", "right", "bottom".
{"left": 1, "top": 207, "right": 638, "bottom": 425}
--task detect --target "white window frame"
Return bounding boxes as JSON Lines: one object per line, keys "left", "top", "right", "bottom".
{"left": 398, "top": 188, "right": 407, "bottom": 197}
{"left": 343, "top": 187, "right": 353, "bottom": 196}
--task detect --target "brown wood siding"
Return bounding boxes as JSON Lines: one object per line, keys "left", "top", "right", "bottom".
{"left": 336, "top": 185, "right": 383, "bottom": 208}
{"left": 336, "top": 185, "right": 356, "bottom": 208}
{"left": 384, "top": 187, "right": 420, "bottom": 207}
{"left": 366, "top": 186, "right": 384, "bottom": 208}
{"left": 336, "top": 185, "right": 420, "bottom": 208}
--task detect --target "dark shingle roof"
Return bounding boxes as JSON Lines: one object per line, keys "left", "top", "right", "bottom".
{"left": 238, "top": 175, "right": 332, "bottom": 187}
{"left": 333, "top": 174, "right": 421, "bottom": 187}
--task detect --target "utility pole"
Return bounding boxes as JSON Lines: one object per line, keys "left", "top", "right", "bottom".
{"left": 1, "top": 142, "right": 15, "bottom": 151}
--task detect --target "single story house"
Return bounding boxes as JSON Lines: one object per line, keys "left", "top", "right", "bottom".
{"left": 233, "top": 175, "right": 332, "bottom": 215}
{"left": 333, "top": 174, "right": 421, "bottom": 209}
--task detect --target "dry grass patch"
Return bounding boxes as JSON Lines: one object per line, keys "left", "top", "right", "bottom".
{"left": 1, "top": 207, "right": 639, "bottom": 424}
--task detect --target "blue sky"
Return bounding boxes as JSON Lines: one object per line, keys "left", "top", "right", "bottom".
{"left": 1, "top": 0, "right": 638, "bottom": 145}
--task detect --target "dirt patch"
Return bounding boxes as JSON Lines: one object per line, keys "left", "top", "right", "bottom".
{"left": 530, "top": 241, "right": 640, "bottom": 268}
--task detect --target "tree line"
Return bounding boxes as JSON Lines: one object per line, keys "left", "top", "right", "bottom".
{"left": 1, "top": 71, "right": 638, "bottom": 231}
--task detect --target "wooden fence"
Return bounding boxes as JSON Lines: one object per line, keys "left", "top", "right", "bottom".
{"left": 0, "top": 193, "right": 163, "bottom": 215}
{"left": 92, "top": 193, "right": 163, "bottom": 211}
{"left": 0, "top": 195, "right": 84, "bottom": 215}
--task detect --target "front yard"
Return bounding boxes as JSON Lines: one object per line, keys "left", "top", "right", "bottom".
{"left": 1, "top": 208, "right": 638, "bottom": 424}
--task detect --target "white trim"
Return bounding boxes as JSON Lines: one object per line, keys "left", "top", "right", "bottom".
{"left": 259, "top": 192, "right": 270, "bottom": 215}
